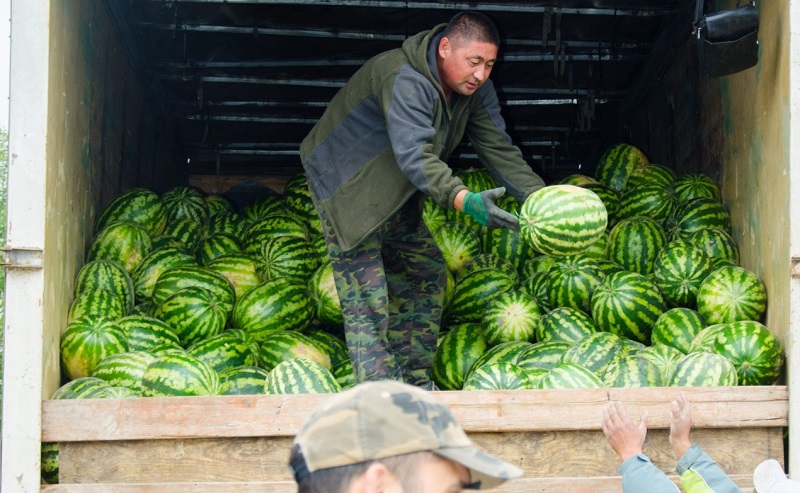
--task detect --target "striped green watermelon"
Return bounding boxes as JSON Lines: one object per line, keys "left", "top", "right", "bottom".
{"left": 583, "top": 231, "right": 608, "bottom": 259}
{"left": 308, "top": 261, "right": 343, "bottom": 326}
{"left": 74, "top": 260, "right": 135, "bottom": 314}
{"left": 264, "top": 358, "right": 341, "bottom": 394}
{"left": 594, "top": 259, "right": 627, "bottom": 277}
{"left": 87, "top": 220, "right": 152, "bottom": 273}
{"left": 562, "top": 332, "right": 627, "bottom": 374}
{"left": 446, "top": 257, "right": 518, "bottom": 324}
{"left": 332, "top": 359, "right": 357, "bottom": 390}
{"left": 688, "top": 227, "right": 740, "bottom": 266}
{"left": 481, "top": 209, "right": 537, "bottom": 274}
{"left": 594, "top": 143, "right": 649, "bottom": 192}
{"left": 258, "top": 330, "right": 332, "bottom": 371}
{"left": 154, "top": 287, "right": 228, "bottom": 346}
{"left": 159, "top": 217, "right": 205, "bottom": 252}
{"left": 457, "top": 167, "right": 499, "bottom": 192}
{"left": 283, "top": 172, "right": 322, "bottom": 233}
{"left": 521, "top": 254, "right": 558, "bottom": 279}
{"left": 197, "top": 233, "right": 242, "bottom": 265}
{"left": 547, "top": 254, "right": 604, "bottom": 313}
{"left": 457, "top": 253, "right": 519, "bottom": 280}
{"left": 161, "top": 186, "right": 209, "bottom": 224}
{"left": 116, "top": 315, "right": 181, "bottom": 352}
{"left": 91, "top": 351, "right": 157, "bottom": 392}
{"left": 218, "top": 365, "right": 269, "bottom": 395}
{"left": 150, "top": 235, "right": 191, "bottom": 252}
{"left": 672, "top": 174, "right": 721, "bottom": 203}
{"left": 187, "top": 332, "right": 259, "bottom": 372}
{"left": 535, "top": 306, "right": 597, "bottom": 344}
{"left": 481, "top": 291, "right": 541, "bottom": 345}
{"left": 560, "top": 174, "right": 598, "bottom": 186}
{"left": 696, "top": 265, "right": 767, "bottom": 324}
{"left": 650, "top": 308, "right": 705, "bottom": 354}
{"left": 51, "top": 376, "right": 116, "bottom": 399}
{"left": 520, "top": 185, "right": 608, "bottom": 256}
{"left": 517, "top": 340, "right": 571, "bottom": 370}
{"left": 465, "top": 340, "right": 533, "bottom": 380}
{"left": 243, "top": 196, "right": 285, "bottom": 224}
{"left": 620, "top": 338, "right": 647, "bottom": 354}
{"left": 616, "top": 184, "right": 677, "bottom": 224}
{"left": 61, "top": 316, "right": 129, "bottom": 380}
{"left": 432, "top": 323, "right": 488, "bottom": 390}
{"left": 578, "top": 182, "right": 620, "bottom": 229}
{"left": 68, "top": 288, "right": 126, "bottom": 324}
{"left": 668, "top": 351, "right": 738, "bottom": 386}
{"left": 206, "top": 194, "right": 236, "bottom": 216}
{"left": 667, "top": 197, "right": 732, "bottom": 240}
{"left": 537, "top": 363, "right": 603, "bottom": 389}
{"left": 303, "top": 330, "right": 350, "bottom": 369}
{"left": 206, "top": 211, "right": 247, "bottom": 238}
{"left": 636, "top": 344, "right": 685, "bottom": 383}
{"left": 41, "top": 441, "right": 60, "bottom": 484}
{"left": 626, "top": 164, "right": 678, "bottom": 189}
{"left": 591, "top": 271, "right": 666, "bottom": 344}
{"left": 517, "top": 271, "right": 552, "bottom": 313}
{"left": 242, "top": 214, "right": 309, "bottom": 254}
{"left": 257, "top": 235, "right": 319, "bottom": 281}
{"left": 131, "top": 302, "right": 157, "bottom": 317}
{"left": 96, "top": 188, "right": 167, "bottom": 236}
{"left": 422, "top": 195, "right": 449, "bottom": 235}
{"left": 151, "top": 265, "right": 236, "bottom": 317}
{"left": 710, "top": 321, "right": 784, "bottom": 385}
{"left": 606, "top": 216, "right": 667, "bottom": 275}
{"left": 462, "top": 361, "right": 533, "bottom": 390}
{"left": 688, "top": 323, "right": 731, "bottom": 353}
{"left": 432, "top": 221, "right": 482, "bottom": 274}
{"left": 206, "top": 254, "right": 264, "bottom": 302}
{"left": 601, "top": 354, "right": 664, "bottom": 387}
{"left": 652, "top": 240, "right": 715, "bottom": 308}
{"left": 232, "top": 277, "right": 315, "bottom": 341}
{"left": 141, "top": 352, "right": 221, "bottom": 396}
{"left": 131, "top": 247, "right": 197, "bottom": 302}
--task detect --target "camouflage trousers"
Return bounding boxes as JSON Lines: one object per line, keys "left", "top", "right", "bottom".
{"left": 319, "top": 194, "right": 447, "bottom": 387}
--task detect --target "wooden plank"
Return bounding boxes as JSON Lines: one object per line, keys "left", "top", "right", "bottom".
{"left": 42, "top": 386, "right": 788, "bottom": 442}
{"left": 188, "top": 174, "right": 286, "bottom": 195}
{"left": 57, "top": 427, "right": 782, "bottom": 485}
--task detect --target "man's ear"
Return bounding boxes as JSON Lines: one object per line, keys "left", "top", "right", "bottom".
{"left": 438, "top": 36, "right": 451, "bottom": 59}
{"left": 361, "top": 462, "right": 396, "bottom": 493}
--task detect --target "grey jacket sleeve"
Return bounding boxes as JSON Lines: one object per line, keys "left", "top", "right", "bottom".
{"left": 620, "top": 453, "right": 681, "bottom": 493}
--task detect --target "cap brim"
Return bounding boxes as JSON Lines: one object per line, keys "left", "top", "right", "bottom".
{"left": 753, "top": 459, "right": 800, "bottom": 493}
{"left": 435, "top": 446, "right": 524, "bottom": 490}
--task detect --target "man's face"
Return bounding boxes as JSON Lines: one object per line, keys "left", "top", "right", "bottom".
{"left": 437, "top": 36, "right": 498, "bottom": 98}
{"left": 388, "top": 455, "right": 473, "bottom": 493}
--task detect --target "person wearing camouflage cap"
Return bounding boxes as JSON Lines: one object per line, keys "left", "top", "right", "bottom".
{"left": 289, "top": 380, "right": 523, "bottom": 492}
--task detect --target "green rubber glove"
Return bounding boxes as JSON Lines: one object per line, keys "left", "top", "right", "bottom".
{"left": 462, "top": 187, "right": 520, "bottom": 230}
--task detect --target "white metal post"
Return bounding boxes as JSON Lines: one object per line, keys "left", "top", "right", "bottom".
{"left": 789, "top": 0, "right": 800, "bottom": 479}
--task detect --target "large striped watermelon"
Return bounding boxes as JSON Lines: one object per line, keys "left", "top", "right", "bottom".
{"left": 422, "top": 195, "right": 449, "bottom": 234}
{"left": 696, "top": 265, "right": 767, "bottom": 324}
{"left": 535, "top": 306, "right": 597, "bottom": 344}
{"left": 636, "top": 344, "right": 685, "bottom": 383}
{"left": 218, "top": 365, "right": 269, "bottom": 395}
{"left": 591, "top": 271, "right": 666, "bottom": 344}
{"left": 433, "top": 322, "right": 488, "bottom": 390}
{"left": 68, "top": 288, "right": 126, "bottom": 324}
{"left": 159, "top": 217, "right": 205, "bottom": 252}
{"left": 116, "top": 315, "right": 181, "bottom": 352}
{"left": 154, "top": 287, "right": 228, "bottom": 347}
{"left": 562, "top": 332, "right": 627, "bottom": 374}
{"left": 258, "top": 330, "right": 332, "bottom": 372}
{"left": 87, "top": 220, "right": 153, "bottom": 273}
{"left": 517, "top": 340, "right": 571, "bottom": 370}
{"left": 560, "top": 174, "right": 597, "bottom": 186}
{"left": 95, "top": 188, "right": 167, "bottom": 236}
{"left": 206, "top": 254, "right": 264, "bottom": 302}
{"left": 74, "top": 260, "right": 135, "bottom": 314}
{"left": 432, "top": 222, "right": 482, "bottom": 274}
{"left": 283, "top": 172, "right": 323, "bottom": 236}
{"left": 481, "top": 216, "right": 538, "bottom": 274}
{"left": 161, "top": 186, "right": 209, "bottom": 224}
{"left": 520, "top": 254, "right": 557, "bottom": 279}
{"left": 304, "top": 330, "right": 350, "bottom": 369}
{"left": 264, "top": 358, "right": 341, "bottom": 394}
{"left": 688, "top": 227, "right": 740, "bottom": 266}
{"left": 667, "top": 197, "right": 732, "bottom": 240}
{"left": 60, "top": 316, "right": 129, "bottom": 380}
{"left": 91, "top": 351, "right": 157, "bottom": 392}
{"left": 616, "top": 184, "right": 677, "bottom": 225}
{"left": 481, "top": 290, "right": 541, "bottom": 345}
{"left": 446, "top": 257, "right": 518, "bottom": 324}
{"left": 465, "top": 340, "right": 533, "bottom": 380}
{"left": 242, "top": 214, "right": 309, "bottom": 254}
{"left": 257, "top": 235, "right": 320, "bottom": 281}
{"left": 519, "top": 185, "right": 608, "bottom": 256}
{"left": 547, "top": 254, "right": 604, "bottom": 313}
{"left": 141, "top": 352, "right": 221, "bottom": 396}
{"left": 151, "top": 265, "right": 236, "bottom": 318}
{"left": 51, "top": 376, "right": 117, "bottom": 400}
{"left": 462, "top": 361, "right": 533, "bottom": 390}
{"left": 652, "top": 240, "right": 715, "bottom": 308}
{"left": 650, "top": 308, "right": 706, "bottom": 354}
{"left": 131, "top": 247, "right": 197, "bottom": 302}
{"left": 594, "top": 143, "right": 649, "bottom": 192}
{"left": 577, "top": 182, "right": 620, "bottom": 228}
{"left": 606, "top": 215, "right": 667, "bottom": 275}
{"left": 688, "top": 323, "right": 731, "bottom": 353}
{"left": 232, "top": 277, "right": 315, "bottom": 341}
{"left": 668, "top": 351, "right": 738, "bottom": 386}
{"left": 517, "top": 271, "right": 552, "bottom": 313}
{"left": 242, "top": 196, "right": 285, "bottom": 224}
{"left": 205, "top": 194, "right": 236, "bottom": 217}
{"left": 308, "top": 261, "right": 343, "bottom": 326}
{"left": 537, "top": 363, "right": 603, "bottom": 389}
{"left": 710, "top": 320, "right": 784, "bottom": 385}
{"left": 196, "top": 233, "right": 242, "bottom": 265}
{"left": 601, "top": 354, "right": 664, "bottom": 387}
{"left": 672, "top": 174, "right": 721, "bottom": 203}
{"left": 187, "top": 332, "right": 259, "bottom": 372}
{"left": 206, "top": 211, "right": 247, "bottom": 239}
{"left": 626, "top": 164, "right": 678, "bottom": 189}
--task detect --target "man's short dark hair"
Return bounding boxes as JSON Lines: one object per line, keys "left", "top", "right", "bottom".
{"left": 444, "top": 11, "right": 500, "bottom": 47}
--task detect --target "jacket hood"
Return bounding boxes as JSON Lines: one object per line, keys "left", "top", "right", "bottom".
{"left": 401, "top": 24, "right": 446, "bottom": 86}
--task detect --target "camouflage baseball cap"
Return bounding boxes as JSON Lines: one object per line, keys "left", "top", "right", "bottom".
{"left": 291, "top": 379, "right": 523, "bottom": 489}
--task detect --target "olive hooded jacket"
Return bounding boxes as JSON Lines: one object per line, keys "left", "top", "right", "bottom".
{"left": 300, "top": 24, "right": 545, "bottom": 251}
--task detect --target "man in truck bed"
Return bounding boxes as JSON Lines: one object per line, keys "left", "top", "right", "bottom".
{"left": 299, "top": 10, "right": 545, "bottom": 388}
